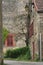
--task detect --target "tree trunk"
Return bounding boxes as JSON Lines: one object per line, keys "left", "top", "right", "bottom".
{"left": 25, "top": 14, "right": 30, "bottom": 46}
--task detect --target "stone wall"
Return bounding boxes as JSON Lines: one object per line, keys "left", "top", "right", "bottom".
{"left": 29, "top": 4, "right": 40, "bottom": 59}
{"left": 30, "top": 3, "right": 43, "bottom": 59}
{"left": 39, "top": 13, "right": 43, "bottom": 58}
{"left": 2, "top": 0, "right": 29, "bottom": 47}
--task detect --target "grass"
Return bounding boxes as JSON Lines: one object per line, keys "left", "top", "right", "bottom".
{"left": 16, "top": 55, "right": 30, "bottom": 61}
{"left": 5, "top": 55, "right": 30, "bottom": 61}
{"left": 16, "top": 51, "right": 31, "bottom": 61}
{"left": 4, "top": 47, "right": 31, "bottom": 61}
{"left": 4, "top": 58, "right": 16, "bottom": 60}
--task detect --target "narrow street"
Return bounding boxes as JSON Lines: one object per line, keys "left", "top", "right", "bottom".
{"left": 4, "top": 60, "right": 43, "bottom": 65}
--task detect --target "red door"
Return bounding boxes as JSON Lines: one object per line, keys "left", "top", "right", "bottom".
{"left": 7, "top": 35, "right": 13, "bottom": 46}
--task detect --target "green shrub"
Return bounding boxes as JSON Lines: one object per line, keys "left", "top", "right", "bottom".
{"left": 2, "top": 28, "right": 9, "bottom": 43}
{"left": 4, "top": 47, "right": 31, "bottom": 60}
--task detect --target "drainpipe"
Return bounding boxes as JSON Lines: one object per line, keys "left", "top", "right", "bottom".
{"left": 40, "top": 33, "right": 42, "bottom": 61}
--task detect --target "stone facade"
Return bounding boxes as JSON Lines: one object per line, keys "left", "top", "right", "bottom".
{"left": 2, "top": 0, "right": 29, "bottom": 48}
{"left": 29, "top": 5, "right": 40, "bottom": 59}
{"left": 39, "top": 13, "right": 43, "bottom": 58}
{"left": 29, "top": 0, "right": 43, "bottom": 59}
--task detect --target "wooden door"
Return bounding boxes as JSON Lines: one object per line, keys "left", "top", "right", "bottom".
{"left": 7, "top": 35, "right": 13, "bottom": 46}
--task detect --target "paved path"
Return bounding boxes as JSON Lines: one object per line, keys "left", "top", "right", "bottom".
{"left": 4, "top": 60, "right": 43, "bottom": 65}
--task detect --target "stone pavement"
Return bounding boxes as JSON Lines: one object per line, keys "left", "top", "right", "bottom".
{"left": 4, "top": 60, "right": 43, "bottom": 65}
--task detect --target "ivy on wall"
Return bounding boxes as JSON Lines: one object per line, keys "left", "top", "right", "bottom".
{"left": 2, "top": 28, "right": 9, "bottom": 43}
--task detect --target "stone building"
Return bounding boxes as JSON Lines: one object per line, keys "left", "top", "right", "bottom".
{"left": 29, "top": 0, "right": 43, "bottom": 60}
{"left": 2, "top": 0, "right": 29, "bottom": 48}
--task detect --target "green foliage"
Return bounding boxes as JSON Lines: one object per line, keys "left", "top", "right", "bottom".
{"left": 2, "top": 28, "right": 9, "bottom": 43}
{"left": 4, "top": 47, "right": 31, "bottom": 60}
